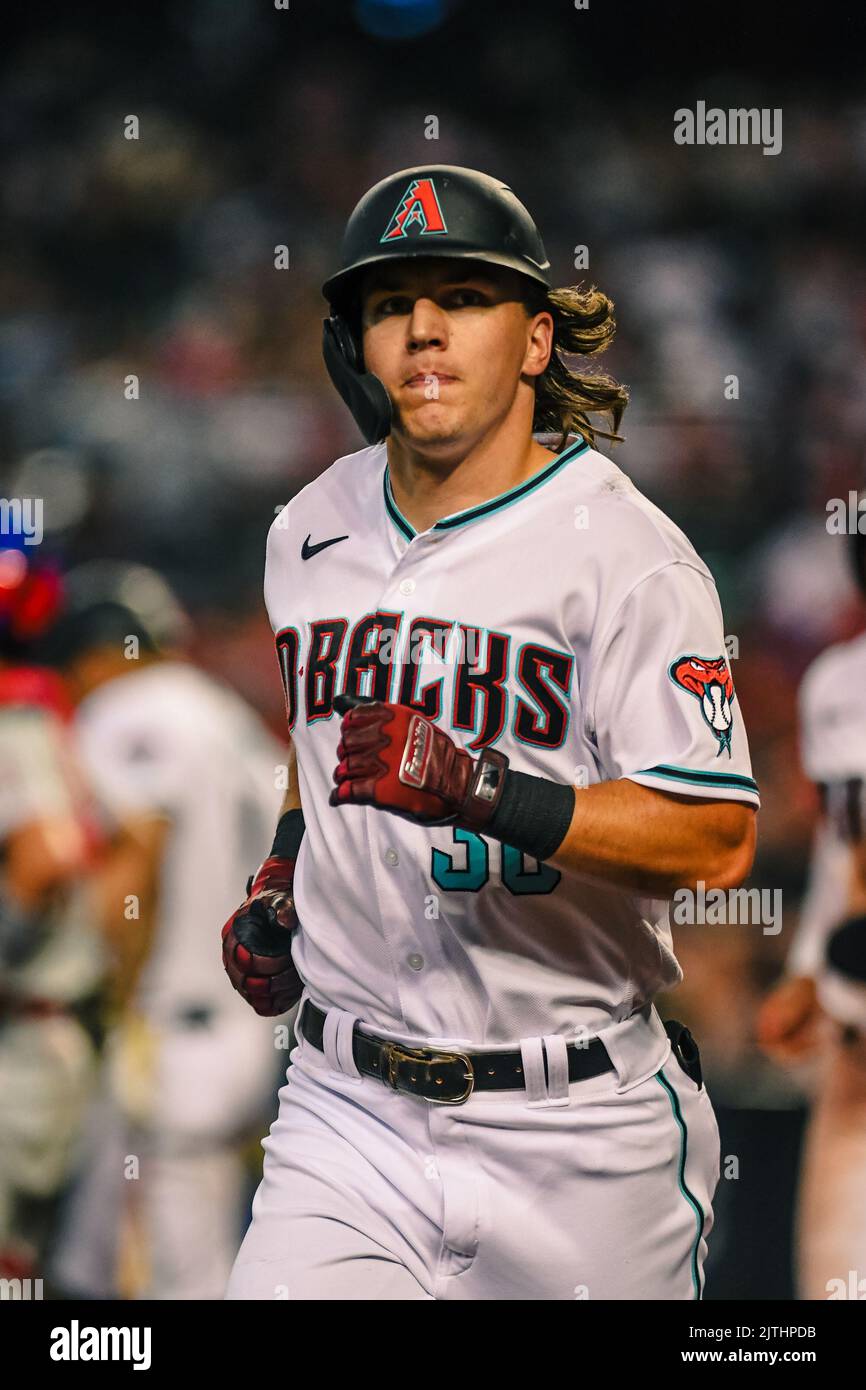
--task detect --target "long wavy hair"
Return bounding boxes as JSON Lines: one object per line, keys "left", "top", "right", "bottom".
{"left": 520, "top": 281, "right": 629, "bottom": 453}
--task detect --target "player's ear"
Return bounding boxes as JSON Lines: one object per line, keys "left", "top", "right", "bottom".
{"left": 522, "top": 309, "right": 554, "bottom": 378}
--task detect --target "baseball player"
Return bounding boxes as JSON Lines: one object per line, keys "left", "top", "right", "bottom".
{"left": 757, "top": 527, "right": 866, "bottom": 1299}
{"left": 0, "top": 540, "right": 104, "bottom": 1280}
{"left": 44, "top": 563, "right": 290, "bottom": 1300}
{"left": 223, "top": 165, "right": 759, "bottom": 1301}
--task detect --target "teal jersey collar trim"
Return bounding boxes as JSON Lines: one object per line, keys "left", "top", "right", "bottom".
{"left": 383, "top": 436, "right": 590, "bottom": 541}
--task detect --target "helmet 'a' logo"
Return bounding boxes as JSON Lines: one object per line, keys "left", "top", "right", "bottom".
{"left": 669, "top": 654, "right": 736, "bottom": 758}
{"left": 381, "top": 178, "right": 448, "bottom": 243}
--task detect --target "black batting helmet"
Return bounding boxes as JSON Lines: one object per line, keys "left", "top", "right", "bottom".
{"left": 34, "top": 561, "right": 190, "bottom": 667}
{"left": 321, "top": 165, "right": 551, "bottom": 445}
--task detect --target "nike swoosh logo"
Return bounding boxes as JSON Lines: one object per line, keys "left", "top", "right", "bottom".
{"left": 301, "top": 533, "right": 349, "bottom": 560}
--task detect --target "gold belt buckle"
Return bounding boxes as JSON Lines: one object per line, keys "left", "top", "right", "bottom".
{"left": 380, "top": 1042, "right": 474, "bottom": 1105}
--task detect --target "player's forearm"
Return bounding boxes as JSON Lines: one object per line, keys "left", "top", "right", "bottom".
{"left": 93, "top": 815, "right": 168, "bottom": 1011}
{"left": 279, "top": 787, "right": 302, "bottom": 815}
{"left": 277, "top": 738, "right": 302, "bottom": 817}
{"left": 547, "top": 779, "right": 757, "bottom": 898}
{"left": 4, "top": 815, "right": 89, "bottom": 909}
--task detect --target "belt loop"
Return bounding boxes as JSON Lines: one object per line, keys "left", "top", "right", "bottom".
{"left": 542, "top": 1035, "right": 570, "bottom": 1104}
{"left": 322, "top": 1007, "right": 363, "bottom": 1083}
{"left": 336, "top": 1011, "right": 363, "bottom": 1081}
{"left": 519, "top": 1036, "right": 548, "bottom": 1106}
{"left": 603, "top": 1003, "right": 671, "bottom": 1093}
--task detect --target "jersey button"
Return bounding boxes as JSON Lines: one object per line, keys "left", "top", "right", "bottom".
{"left": 384, "top": 847, "right": 399, "bottom": 866}
{"left": 399, "top": 578, "right": 416, "bottom": 596}
{"left": 407, "top": 953, "right": 424, "bottom": 971}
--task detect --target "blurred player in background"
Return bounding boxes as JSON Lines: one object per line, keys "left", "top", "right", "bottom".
{"left": 44, "top": 562, "right": 292, "bottom": 1300}
{"left": 0, "top": 538, "right": 105, "bottom": 1281}
{"left": 758, "top": 525, "right": 866, "bottom": 1299}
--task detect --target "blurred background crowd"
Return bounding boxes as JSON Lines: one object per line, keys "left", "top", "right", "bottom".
{"left": 1, "top": 0, "right": 865, "bottom": 1299}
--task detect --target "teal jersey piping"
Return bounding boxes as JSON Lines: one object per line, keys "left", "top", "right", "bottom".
{"left": 635, "top": 764, "right": 759, "bottom": 796}
{"left": 383, "top": 436, "right": 590, "bottom": 541}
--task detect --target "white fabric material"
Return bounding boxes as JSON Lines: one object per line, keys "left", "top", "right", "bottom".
{"left": 788, "top": 632, "right": 866, "bottom": 976}
{"left": 323, "top": 1006, "right": 363, "bottom": 1083}
{"left": 0, "top": 707, "right": 76, "bottom": 837}
{"left": 0, "top": 1015, "right": 97, "bottom": 1241}
{"left": 48, "top": 1071, "right": 250, "bottom": 1301}
{"left": 542, "top": 1033, "right": 570, "bottom": 1105}
{"left": 519, "top": 1034, "right": 547, "bottom": 1105}
{"left": 787, "top": 819, "right": 853, "bottom": 977}
{"left": 799, "top": 631, "right": 866, "bottom": 783}
{"left": 262, "top": 438, "right": 758, "bottom": 1044}
{"left": 795, "top": 1031, "right": 866, "bottom": 1300}
{"left": 74, "top": 661, "right": 286, "bottom": 1029}
{"left": 48, "top": 663, "right": 293, "bottom": 1297}
{"left": 226, "top": 1020, "right": 720, "bottom": 1301}
{"left": 0, "top": 704, "right": 104, "bottom": 1002}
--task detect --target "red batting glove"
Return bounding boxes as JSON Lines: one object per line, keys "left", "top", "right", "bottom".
{"left": 328, "top": 693, "right": 508, "bottom": 830}
{"left": 221, "top": 856, "right": 304, "bottom": 1016}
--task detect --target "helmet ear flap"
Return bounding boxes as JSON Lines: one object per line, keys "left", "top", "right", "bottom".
{"left": 326, "top": 312, "right": 361, "bottom": 370}
{"left": 321, "top": 314, "right": 392, "bottom": 446}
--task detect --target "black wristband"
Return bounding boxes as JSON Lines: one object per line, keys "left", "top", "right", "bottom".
{"left": 270, "top": 808, "right": 306, "bottom": 861}
{"left": 485, "top": 769, "right": 575, "bottom": 862}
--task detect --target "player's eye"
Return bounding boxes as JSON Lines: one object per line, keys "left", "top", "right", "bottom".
{"left": 374, "top": 295, "right": 413, "bottom": 317}
{"left": 446, "top": 287, "right": 484, "bottom": 306}
{"left": 372, "top": 287, "right": 485, "bottom": 317}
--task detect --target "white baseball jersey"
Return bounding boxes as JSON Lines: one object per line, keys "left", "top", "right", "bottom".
{"left": 49, "top": 663, "right": 292, "bottom": 1300}
{"left": 0, "top": 695, "right": 103, "bottom": 1253}
{"left": 264, "top": 433, "right": 759, "bottom": 1046}
{"left": 74, "top": 661, "right": 287, "bottom": 1027}
{"left": 787, "top": 631, "right": 866, "bottom": 977}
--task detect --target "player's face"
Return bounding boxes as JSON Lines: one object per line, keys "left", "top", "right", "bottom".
{"left": 359, "top": 258, "right": 552, "bottom": 451}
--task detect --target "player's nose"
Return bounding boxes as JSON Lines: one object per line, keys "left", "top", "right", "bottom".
{"left": 406, "top": 296, "right": 449, "bottom": 348}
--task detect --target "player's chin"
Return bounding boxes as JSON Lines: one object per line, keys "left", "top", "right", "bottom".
{"left": 397, "top": 400, "right": 467, "bottom": 445}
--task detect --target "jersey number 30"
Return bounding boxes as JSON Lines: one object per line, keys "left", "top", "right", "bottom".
{"left": 431, "top": 827, "right": 561, "bottom": 895}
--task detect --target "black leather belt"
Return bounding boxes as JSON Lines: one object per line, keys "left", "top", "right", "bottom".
{"left": 298, "top": 998, "right": 614, "bottom": 1105}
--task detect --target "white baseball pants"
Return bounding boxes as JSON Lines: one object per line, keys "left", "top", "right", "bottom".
{"left": 226, "top": 1001, "right": 720, "bottom": 1301}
